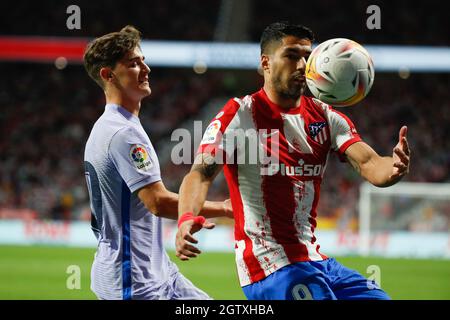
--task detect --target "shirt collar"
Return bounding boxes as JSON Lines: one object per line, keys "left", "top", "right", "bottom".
{"left": 105, "top": 104, "right": 140, "bottom": 124}
{"left": 259, "top": 88, "right": 304, "bottom": 115}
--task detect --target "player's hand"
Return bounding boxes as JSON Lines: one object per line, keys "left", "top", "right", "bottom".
{"left": 175, "top": 217, "right": 215, "bottom": 261}
{"left": 390, "top": 125, "right": 410, "bottom": 181}
{"left": 223, "top": 199, "right": 234, "bottom": 219}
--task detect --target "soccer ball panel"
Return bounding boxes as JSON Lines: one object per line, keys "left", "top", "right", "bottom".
{"left": 305, "top": 38, "right": 375, "bottom": 107}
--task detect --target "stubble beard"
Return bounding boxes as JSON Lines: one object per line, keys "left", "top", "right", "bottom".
{"left": 273, "top": 76, "right": 304, "bottom": 101}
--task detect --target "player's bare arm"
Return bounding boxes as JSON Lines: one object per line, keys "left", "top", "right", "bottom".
{"left": 176, "top": 153, "right": 225, "bottom": 261}
{"left": 178, "top": 153, "right": 224, "bottom": 214}
{"left": 345, "top": 126, "right": 410, "bottom": 188}
{"left": 137, "top": 176, "right": 231, "bottom": 220}
{"left": 137, "top": 181, "right": 179, "bottom": 219}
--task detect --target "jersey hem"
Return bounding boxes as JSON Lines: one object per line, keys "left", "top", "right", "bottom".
{"left": 338, "top": 136, "right": 361, "bottom": 155}
{"left": 128, "top": 176, "right": 162, "bottom": 193}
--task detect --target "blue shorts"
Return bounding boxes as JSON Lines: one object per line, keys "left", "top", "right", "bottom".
{"left": 242, "top": 258, "right": 390, "bottom": 300}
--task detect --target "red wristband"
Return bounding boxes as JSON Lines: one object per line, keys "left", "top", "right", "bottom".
{"left": 178, "top": 212, "right": 206, "bottom": 228}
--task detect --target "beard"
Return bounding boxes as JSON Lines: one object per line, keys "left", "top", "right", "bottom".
{"left": 272, "top": 75, "right": 305, "bottom": 100}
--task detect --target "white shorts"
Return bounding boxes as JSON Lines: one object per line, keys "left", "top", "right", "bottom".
{"left": 93, "top": 271, "right": 211, "bottom": 300}
{"left": 165, "top": 272, "right": 212, "bottom": 300}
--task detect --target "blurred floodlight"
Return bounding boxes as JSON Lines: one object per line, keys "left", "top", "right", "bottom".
{"left": 54, "top": 56, "right": 68, "bottom": 70}
{"left": 398, "top": 67, "right": 410, "bottom": 79}
{"left": 193, "top": 61, "right": 207, "bottom": 74}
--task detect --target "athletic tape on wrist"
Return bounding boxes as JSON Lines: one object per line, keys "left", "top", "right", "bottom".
{"left": 178, "top": 212, "right": 206, "bottom": 228}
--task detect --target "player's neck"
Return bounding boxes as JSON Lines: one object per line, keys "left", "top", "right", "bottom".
{"left": 263, "top": 84, "right": 301, "bottom": 110}
{"left": 105, "top": 91, "right": 141, "bottom": 116}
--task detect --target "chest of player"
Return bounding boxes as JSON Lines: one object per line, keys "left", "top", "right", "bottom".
{"left": 249, "top": 105, "right": 331, "bottom": 168}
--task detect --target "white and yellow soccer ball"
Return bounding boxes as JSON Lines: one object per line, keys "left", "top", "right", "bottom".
{"left": 305, "top": 38, "right": 375, "bottom": 106}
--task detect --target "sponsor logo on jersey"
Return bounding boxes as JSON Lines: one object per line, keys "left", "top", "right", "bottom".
{"left": 261, "top": 158, "right": 324, "bottom": 177}
{"left": 200, "top": 120, "right": 222, "bottom": 145}
{"left": 308, "top": 122, "right": 328, "bottom": 144}
{"left": 130, "top": 144, "right": 153, "bottom": 171}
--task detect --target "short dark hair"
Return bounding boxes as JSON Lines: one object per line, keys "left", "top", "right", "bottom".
{"left": 83, "top": 25, "right": 142, "bottom": 89}
{"left": 260, "top": 21, "right": 315, "bottom": 55}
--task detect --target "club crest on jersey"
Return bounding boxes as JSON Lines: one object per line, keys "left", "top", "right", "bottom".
{"left": 308, "top": 122, "right": 328, "bottom": 144}
{"left": 130, "top": 144, "right": 153, "bottom": 171}
{"left": 201, "top": 120, "right": 222, "bottom": 145}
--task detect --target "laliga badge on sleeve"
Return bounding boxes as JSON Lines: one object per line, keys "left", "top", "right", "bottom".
{"left": 215, "top": 111, "right": 224, "bottom": 119}
{"left": 130, "top": 144, "right": 153, "bottom": 171}
{"left": 200, "top": 120, "right": 221, "bottom": 145}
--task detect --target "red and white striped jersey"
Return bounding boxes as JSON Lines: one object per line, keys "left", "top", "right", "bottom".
{"left": 198, "top": 89, "right": 361, "bottom": 286}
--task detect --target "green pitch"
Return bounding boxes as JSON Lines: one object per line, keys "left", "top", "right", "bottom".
{"left": 0, "top": 245, "right": 449, "bottom": 300}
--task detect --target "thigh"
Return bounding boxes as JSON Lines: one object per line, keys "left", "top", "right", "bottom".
{"left": 243, "top": 262, "right": 337, "bottom": 300}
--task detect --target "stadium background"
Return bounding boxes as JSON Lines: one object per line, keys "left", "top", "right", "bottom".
{"left": 0, "top": 0, "right": 449, "bottom": 300}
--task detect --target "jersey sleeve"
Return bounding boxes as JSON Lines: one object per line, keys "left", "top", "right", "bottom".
{"left": 326, "top": 106, "right": 362, "bottom": 156}
{"left": 197, "top": 98, "right": 241, "bottom": 162}
{"left": 108, "top": 127, "right": 161, "bottom": 193}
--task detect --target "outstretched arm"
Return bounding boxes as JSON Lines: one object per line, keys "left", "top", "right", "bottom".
{"left": 178, "top": 153, "right": 223, "bottom": 216}
{"left": 137, "top": 179, "right": 231, "bottom": 220}
{"left": 176, "top": 153, "right": 225, "bottom": 260}
{"left": 345, "top": 126, "right": 410, "bottom": 187}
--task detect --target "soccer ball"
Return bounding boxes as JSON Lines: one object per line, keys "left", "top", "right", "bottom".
{"left": 305, "top": 38, "right": 374, "bottom": 106}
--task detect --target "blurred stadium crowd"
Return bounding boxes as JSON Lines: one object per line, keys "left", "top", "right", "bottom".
{"left": 1, "top": 0, "right": 448, "bottom": 45}
{"left": 0, "top": 0, "right": 448, "bottom": 231}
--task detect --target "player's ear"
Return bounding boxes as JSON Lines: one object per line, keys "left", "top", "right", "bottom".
{"left": 261, "top": 54, "right": 270, "bottom": 72}
{"left": 99, "top": 67, "right": 113, "bottom": 82}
